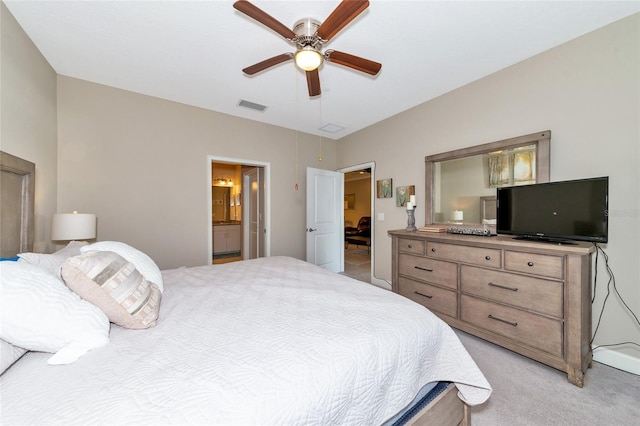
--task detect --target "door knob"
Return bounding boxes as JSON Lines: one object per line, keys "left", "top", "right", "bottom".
{"left": 307, "top": 228, "right": 317, "bottom": 232}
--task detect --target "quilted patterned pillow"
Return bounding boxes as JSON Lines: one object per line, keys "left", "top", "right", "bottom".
{"left": 80, "top": 241, "right": 164, "bottom": 292}
{"left": 0, "top": 261, "right": 110, "bottom": 365}
{"left": 61, "top": 251, "right": 161, "bottom": 329}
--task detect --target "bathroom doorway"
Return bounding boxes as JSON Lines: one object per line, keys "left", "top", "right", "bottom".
{"left": 209, "top": 156, "right": 270, "bottom": 264}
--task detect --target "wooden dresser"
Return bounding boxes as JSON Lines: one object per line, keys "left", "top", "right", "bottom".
{"left": 389, "top": 230, "right": 595, "bottom": 387}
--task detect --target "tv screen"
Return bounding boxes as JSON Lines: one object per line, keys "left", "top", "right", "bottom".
{"left": 496, "top": 177, "right": 608, "bottom": 244}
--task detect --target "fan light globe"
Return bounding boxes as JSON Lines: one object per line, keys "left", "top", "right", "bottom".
{"left": 295, "top": 48, "right": 323, "bottom": 71}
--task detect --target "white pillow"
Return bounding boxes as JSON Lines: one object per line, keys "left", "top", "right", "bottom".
{"left": 0, "top": 262, "right": 110, "bottom": 365}
{"left": 18, "top": 241, "right": 87, "bottom": 277}
{"left": 80, "top": 241, "right": 163, "bottom": 292}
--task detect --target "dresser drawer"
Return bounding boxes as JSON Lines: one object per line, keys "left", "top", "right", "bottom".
{"left": 399, "top": 254, "right": 457, "bottom": 289}
{"left": 427, "top": 242, "right": 501, "bottom": 269}
{"left": 460, "top": 265, "right": 563, "bottom": 318}
{"left": 398, "top": 277, "right": 457, "bottom": 318}
{"left": 398, "top": 238, "right": 425, "bottom": 255}
{"left": 504, "top": 251, "right": 564, "bottom": 279}
{"left": 461, "top": 295, "right": 563, "bottom": 357}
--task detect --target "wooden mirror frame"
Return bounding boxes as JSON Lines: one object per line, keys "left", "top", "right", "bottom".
{"left": 424, "top": 130, "right": 551, "bottom": 228}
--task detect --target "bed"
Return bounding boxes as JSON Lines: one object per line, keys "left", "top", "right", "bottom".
{"left": 0, "top": 151, "right": 491, "bottom": 425}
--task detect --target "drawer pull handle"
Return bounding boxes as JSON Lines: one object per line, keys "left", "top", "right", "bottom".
{"left": 431, "top": 248, "right": 436, "bottom": 252}
{"left": 414, "top": 266, "right": 434, "bottom": 272}
{"left": 488, "top": 314, "right": 518, "bottom": 327}
{"left": 527, "top": 261, "right": 534, "bottom": 267}
{"left": 408, "top": 244, "right": 412, "bottom": 248}
{"left": 485, "top": 255, "right": 491, "bottom": 261}
{"left": 414, "top": 291, "right": 433, "bottom": 299}
{"left": 488, "top": 282, "right": 518, "bottom": 292}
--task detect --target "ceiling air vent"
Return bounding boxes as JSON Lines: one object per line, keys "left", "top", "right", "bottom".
{"left": 238, "top": 99, "right": 268, "bottom": 112}
{"left": 319, "top": 123, "right": 345, "bottom": 133}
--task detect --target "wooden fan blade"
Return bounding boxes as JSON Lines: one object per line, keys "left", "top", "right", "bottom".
{"left": 233, "top": 0, "right": 296, "bottom": 40}
{"left": 242, "top": 53, "right": 293, "bottom": 75}
{"left": 306, "top": 69, "right": 321, "bottom": 97}
{"left": 325, "top": 50, "right": 381, "bottom": 75}
{"left": 317, "top": 0, "right": 369, "bottom": 42}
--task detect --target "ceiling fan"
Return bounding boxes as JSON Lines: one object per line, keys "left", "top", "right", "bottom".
{"left": 233, "top": 0, "right": 382, "bottom": 97}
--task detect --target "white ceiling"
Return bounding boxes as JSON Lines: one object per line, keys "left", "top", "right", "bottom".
{"left": 5, "top": 1, "right": 639, "bottom": 140}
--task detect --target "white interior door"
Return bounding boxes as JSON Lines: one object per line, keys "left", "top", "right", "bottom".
{"left": 306, "top": 167, "right": 343, "bottom": 272}
{"left": 243, "top": 168, "right": 260, "bottom": 259}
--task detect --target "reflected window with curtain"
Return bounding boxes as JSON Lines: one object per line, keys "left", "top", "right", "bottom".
{"left": 488, "top": 145, "right": 536, "bottom": 188}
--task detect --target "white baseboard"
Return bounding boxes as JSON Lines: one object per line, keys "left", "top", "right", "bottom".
{"left": 593, "top": 346, "right": 640, "bottom": 375}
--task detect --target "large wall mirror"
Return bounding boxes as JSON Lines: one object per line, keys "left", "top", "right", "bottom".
{"left": 425, "top": 130, "right": 551, "bottom": 229}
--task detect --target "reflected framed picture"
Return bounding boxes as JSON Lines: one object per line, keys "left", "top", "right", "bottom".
{"left": 376, "top": 178, "right": 392, "bottom": 198}
{"left": 488, "top": 145, "right": 536, "bottom": 188}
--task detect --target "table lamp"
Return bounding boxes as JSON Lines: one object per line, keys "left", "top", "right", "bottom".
{"left": 51, "top": 211, "right": 97, "bottom": 241}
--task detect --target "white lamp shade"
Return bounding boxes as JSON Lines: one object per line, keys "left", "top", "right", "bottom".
{"left": 51, "top": 213, "right": 96, "bottom": 241}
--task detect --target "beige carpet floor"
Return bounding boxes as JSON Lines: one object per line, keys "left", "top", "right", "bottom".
{"left": 456, "top": 330, "right": 640, "bottom": 425}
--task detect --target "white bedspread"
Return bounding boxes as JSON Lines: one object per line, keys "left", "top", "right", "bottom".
{"left": 1, "top": 256, "right": 490, "bottom": 425}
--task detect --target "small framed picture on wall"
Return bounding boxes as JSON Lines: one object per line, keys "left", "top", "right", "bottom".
{"left": 396, "top": 185, "right": 415, "bottom": 207}
{"left": 377, "top": 178, "right": 393, "bottom": 198}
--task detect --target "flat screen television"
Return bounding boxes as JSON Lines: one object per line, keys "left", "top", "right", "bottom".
{"left": 496, "top": 177, "right": 608, "bottom": 244}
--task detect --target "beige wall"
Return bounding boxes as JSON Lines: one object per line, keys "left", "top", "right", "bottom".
{"left": 338, "top": 14, "right": 640, "bottom": 367}
{"left": 1, "top": 3, "right": 58, "bottom": 253}
{"left": 56, "top": 76, "right": 336, "bottom": 269}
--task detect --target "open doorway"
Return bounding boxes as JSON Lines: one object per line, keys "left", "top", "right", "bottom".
{"left": 340, "top": 163, "right": 374, "bottom": 283}
{"left": 211, "top": 162, "right": 242, "bottom": 264}
{"left": 209, "top": 156, "right": 270, "bottom": 264}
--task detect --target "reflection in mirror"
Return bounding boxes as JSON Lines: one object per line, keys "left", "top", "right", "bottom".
{"left": 434, "top": 145, "right": 536, "bottom": 224}
{"left": 212, "top": 186, "right": 231, "bottom": 222}
{"left": 481, "top": 196, "right": 497, "bottom": 223}
{"left": 425, "top": 131, "right": 550, "bottom": 229}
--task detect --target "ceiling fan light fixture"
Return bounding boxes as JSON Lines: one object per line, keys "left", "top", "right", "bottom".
{"left": 295, "top": 47, "right": 323, "bottom": 71}
{"left": 234, "top": 1, "right": 379, "bottom": 96}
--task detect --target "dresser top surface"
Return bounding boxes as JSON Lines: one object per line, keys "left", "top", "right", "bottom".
{"left": 388, "top": 229, "right": 595, "bottom": 255}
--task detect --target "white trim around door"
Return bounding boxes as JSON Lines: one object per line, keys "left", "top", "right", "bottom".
{"left": 339, "top": 161, "right": 389, "bottom": 289}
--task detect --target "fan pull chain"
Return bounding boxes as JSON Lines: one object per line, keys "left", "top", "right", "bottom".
{"left": 294, "top": 66, "right": 300, "bottom": 190}
{"left": 295, "top": 134, "right": 299, "bottom": 190}
{"left": 318, "top": 96, "right": 323, "bottom": 162}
